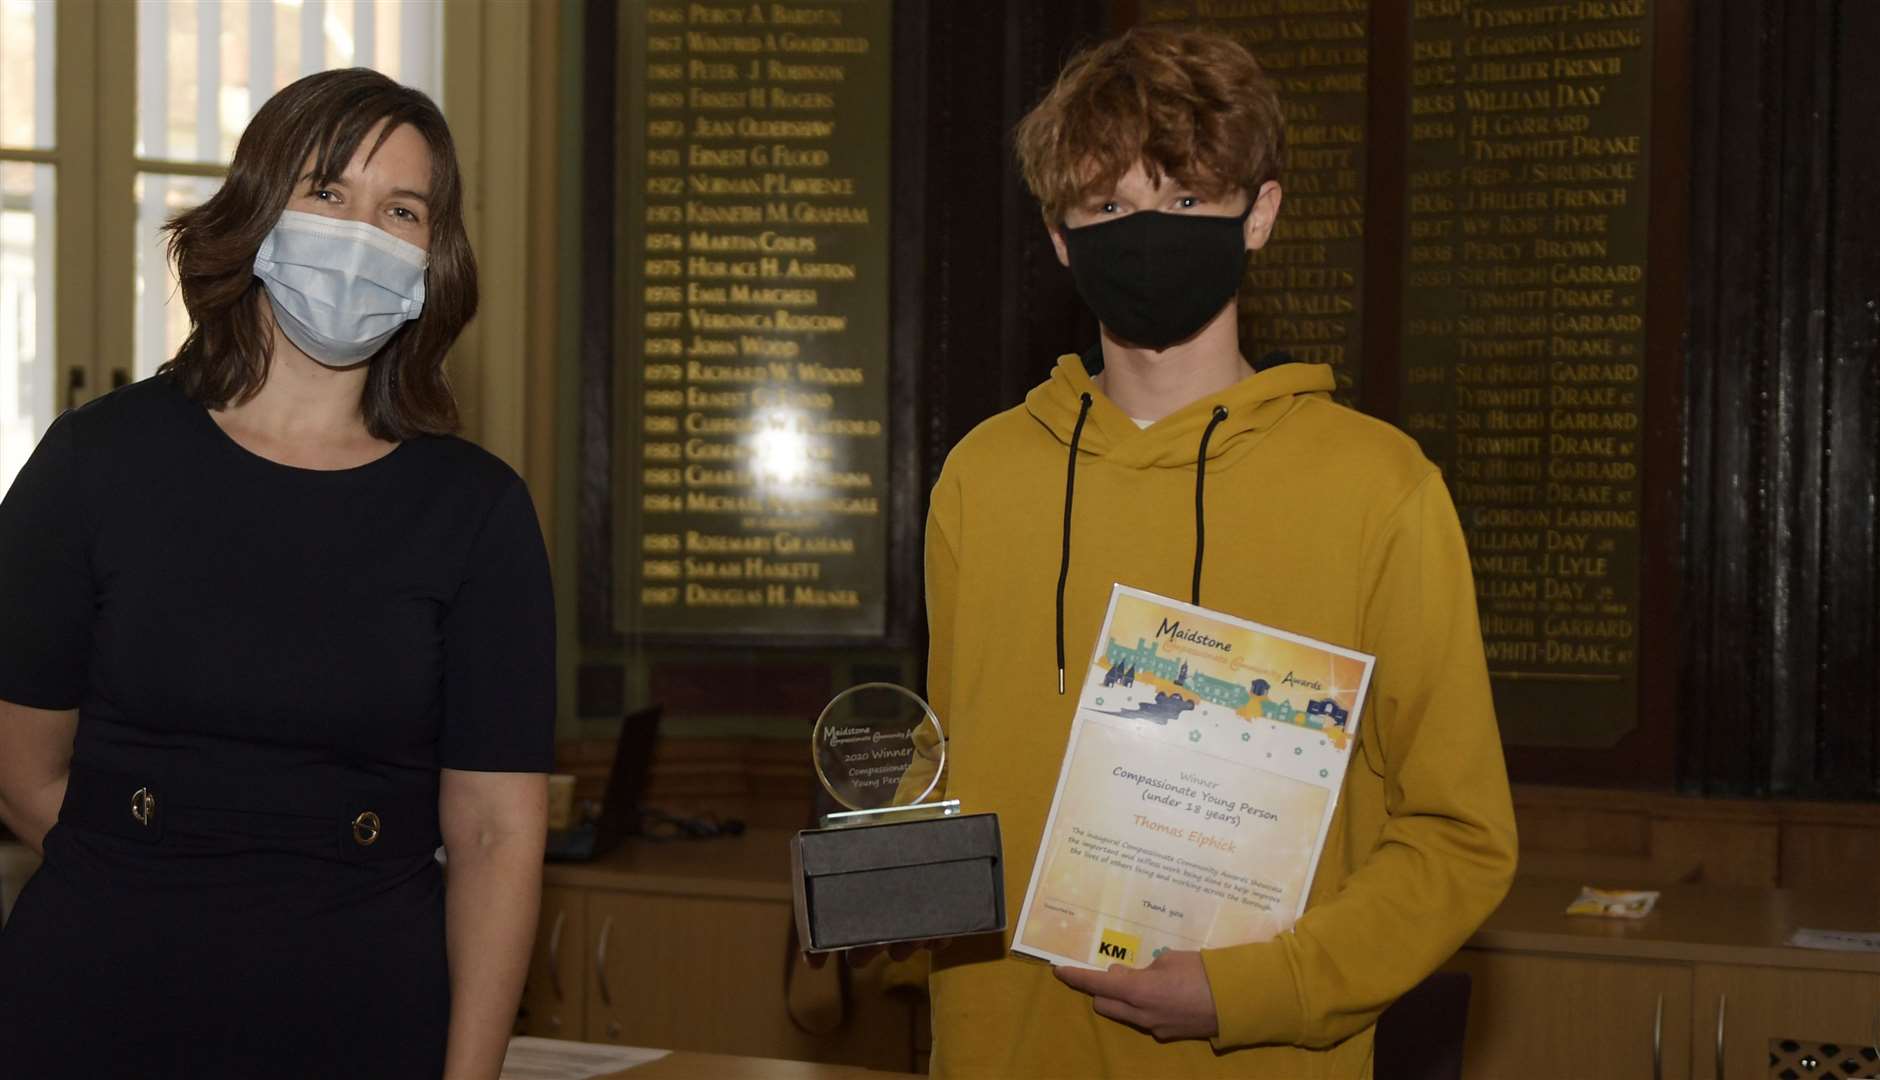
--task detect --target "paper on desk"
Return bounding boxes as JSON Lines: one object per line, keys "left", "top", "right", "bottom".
{"left": 501, "top": 1037, "right": 670, "bottom": 1080}
{"left": 1788, "top": 927, "right": 1880, "bottom": 953}
{"left": 1565, "top": 886, "right": 1659, "bottom": 919}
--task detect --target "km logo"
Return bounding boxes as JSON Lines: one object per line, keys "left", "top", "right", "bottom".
{"left": 1097, "top": 928, "right": 1142, "bottom": 966}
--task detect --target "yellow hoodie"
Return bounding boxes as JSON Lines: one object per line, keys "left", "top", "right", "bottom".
{"left": 921, "top": 355, "right": 1517, "bottom": 1078}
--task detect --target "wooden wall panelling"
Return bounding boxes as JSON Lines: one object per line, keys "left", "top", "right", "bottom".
{"left": 1494, "top": 0, "right": 1690, "bottom": 788}
{"left": 1761, "top": 0, "right": 1835, "bottom": 801}
{"left": 645, "top": 663, "right": 833, "bottom": 719}
{"left": 1511, "top": 785, "right": 1880, "bottom": 891}
{"left": 644, "top": 738, "right": 815, "bottom": 829}
{"left": 885, "top": 0, "right": 933, "bottom": 649}
{"left": 1679, "top": 0, "right": 1761, "bottom": 797}
{"left": 1513, "top": 805, "right": 1651, "bottom": 858}
{"left": 996, "top": 2, "right": 1104, "bottom": 414}
{"left": 577, "top": 0, "right": 620, "bottom": 645}
{"left": 1778, "top": 824, "right": 1880, "bottom": 896}
{"left": 1649, "top": 816, "right": 1780, "bottom": 888}
{"left": 915, "top": 1, "right": 1106, "bottom": 489}
{"left": 1511, "top": 850, "right": 1702, "bottom": 889}
{"left": 1358, "top": 0, "right": 1407, "bottom": 423}
{"left": 1682, "top": 0, "right": 1880, "bottom": 797}
{"left": 525, "top": 0, "right": 563, "bottom": 545}
{"left": 1510, "top": 787, "right": 1653, "bottom": 857}
{"left": 1818, "top": 0, "right": 1880, "bottom": 799}
{"left": 1630, "top": 0, "right": 1695, "bottom": 791}
{"left": 557, "top": 736, "right": 817, "bottom": 829}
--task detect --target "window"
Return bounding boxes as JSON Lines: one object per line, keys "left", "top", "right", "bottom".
{"left": 0, "top": 0, "right": 55, "bottom": 494}
{"left": 0, "top": 0, "right": 443, "bottom": 498}
{"left": 131, "top": 0, "right": 442, "bottom": 379}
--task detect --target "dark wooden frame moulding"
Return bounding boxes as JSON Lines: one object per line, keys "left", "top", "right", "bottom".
{"left": 1504, "top": 0, "right": 1692, "bottom": 787}
{"left": 576, "top": 0, "right": 928, "bottom": 651}
{"left": 577, "top": 0, "right": 619, "bottom": 647}
{"left": 1680, "top": 0, "right": 1880, "bottom": 798}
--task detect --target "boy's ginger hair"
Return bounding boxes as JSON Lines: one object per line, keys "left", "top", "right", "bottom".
{"left": 1015, "top": 26, "right": 1286, "bottom": 223}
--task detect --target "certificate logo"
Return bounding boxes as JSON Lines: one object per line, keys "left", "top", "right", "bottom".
{"left": 1097, "top": 928, "right": 1142, "bottom": 966}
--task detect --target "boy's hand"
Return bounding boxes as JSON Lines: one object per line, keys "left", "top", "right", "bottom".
{"left": 1052, "top": 949, "right": 1220, "bottom": 1041}
{"left": 803, "top": 938, "right": 948, "bottom": 968}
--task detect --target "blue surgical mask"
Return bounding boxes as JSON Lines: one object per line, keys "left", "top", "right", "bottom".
{"left": 252, "top": 209, "right": 429, "bottom": 367}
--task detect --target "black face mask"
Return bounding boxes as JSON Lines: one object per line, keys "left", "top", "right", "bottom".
{"left": 1060, "top": 204, "right": 1253, "bottom": 350}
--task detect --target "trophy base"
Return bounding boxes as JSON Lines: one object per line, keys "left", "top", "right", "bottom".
{"left": 819, "top": 798, "right": 960, "bottom": 830}
{"left": 792, "top": 811, "right": 1005, "bottom": 953}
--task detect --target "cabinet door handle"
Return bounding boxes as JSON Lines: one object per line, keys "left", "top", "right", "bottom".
{"left": 1652, "top": 992, "right": 1663, "bottom": 1080}
{"left": 596, "top": 915, "right": 615, "bottom": 1007}
{"left": 65, "top": 366, "right": 86, "bottom": 410}
{"left": 546, "top": 910, "right": 566, "bottom": 1002}
{"left": 1714, "top": 993, "right": 1727, "bottom": 1080}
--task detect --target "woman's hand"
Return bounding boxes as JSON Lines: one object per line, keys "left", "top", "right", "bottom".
{"left": 1052, "top": 948, "right": 1220, "bottom": 1041}
{"left": 439, "top": 769, "right": 547, "bottom": 1080}
{"left": 0, "top": 700, "right": 76, "bottom": 855}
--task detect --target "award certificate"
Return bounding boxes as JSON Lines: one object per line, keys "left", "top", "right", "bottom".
{"left": 1012, "top": 584, "right": 1375, "bottom": 969}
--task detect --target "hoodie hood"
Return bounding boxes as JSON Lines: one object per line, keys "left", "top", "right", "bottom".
{"left": 1025, "top": 352, "right": 1337, "bottom": 469}
{"left": 1027, "top": 352, "right": 1339, "bottom": 693}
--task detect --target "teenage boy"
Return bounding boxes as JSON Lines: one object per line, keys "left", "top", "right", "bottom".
{"left": 917, "top": 26, "right": 1517, "bottom": 1078}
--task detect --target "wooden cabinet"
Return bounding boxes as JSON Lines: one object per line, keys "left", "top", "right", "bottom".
{"left": 518, "top": 885, "right": 587, "bottom": 1040}
{"left": 525, "top": 856, "right": 1880, "bottom": 1077}
{"left": 1451, "top": 879, "right": 1880, "bottom": 1080}
{"left": 1446, "top": 952, "right": 1691, "bottom": 1079}
{"left": 588, "top": 890, "right": 793, "bottom": 1055}
{"left": 524, "top": 831, "right": 920, "bottom": 1073}
{"left": 1691, "top": 964, "right": 1880, "bottom": 1080}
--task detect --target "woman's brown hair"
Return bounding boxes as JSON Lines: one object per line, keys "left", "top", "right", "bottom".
{"left": 161, "top": 67, "right": 476, "bottom": 440}
{"left": 1014, "top": 27, "right": 1286, "bottom": 223}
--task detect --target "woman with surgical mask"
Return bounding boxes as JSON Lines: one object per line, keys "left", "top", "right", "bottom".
{"left": 0, "top": 69, "right": 552, "bottom": 1080}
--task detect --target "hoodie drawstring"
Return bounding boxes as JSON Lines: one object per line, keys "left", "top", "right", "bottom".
{"left": 1056, "top": 396, "right": 1227, "bottom": 693}
{"left": 1056, "top": 393, "right": 1094, "bottom": 695}
{"left": 1193, "top": 405, "right": 1229, "bottom": 606}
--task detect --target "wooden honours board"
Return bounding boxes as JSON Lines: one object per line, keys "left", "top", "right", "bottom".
{"left": 1140, "top": 1, "right": 1372, "bottom": 403}
{"left": 618, "top": 0, "right": 892, "bottom": 641}
{"left": 1121, "top": 0, "right": 1667, "bottom": 750}
{"left": 1399, "top": 3, "right": 1652, "bottom": 747}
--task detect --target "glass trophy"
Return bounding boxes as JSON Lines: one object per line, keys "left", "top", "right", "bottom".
{"left": 812, "top": 682, "right": 953, "bottom": 826}
{"left": 792, "top": 683, "right": 1006, "bottom": 952}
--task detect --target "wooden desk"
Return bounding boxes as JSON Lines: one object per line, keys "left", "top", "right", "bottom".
{"left": 1449, "top": 878, "right": 1880, "bottom": 1080}
{"left": 605, "top": 1050, "right": 917, "bottom": 1078}
{"left": 522, "top": 830, "right": 920, "bottom": 1074}
{"left": 1475, "top": 877, "right": 1880, "bottom": 973}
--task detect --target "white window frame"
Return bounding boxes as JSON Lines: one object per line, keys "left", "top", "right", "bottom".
{"left": 5, "top": 0, "right": 549, "bottom": 498}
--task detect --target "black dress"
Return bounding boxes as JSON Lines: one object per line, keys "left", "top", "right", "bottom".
{"left": 0, "top": 376, "right": 555, "bottom": 1079}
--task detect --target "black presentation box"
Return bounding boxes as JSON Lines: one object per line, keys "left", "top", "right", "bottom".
{"left": 791, "top": 813, "right": 1006, "bottom": 953}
